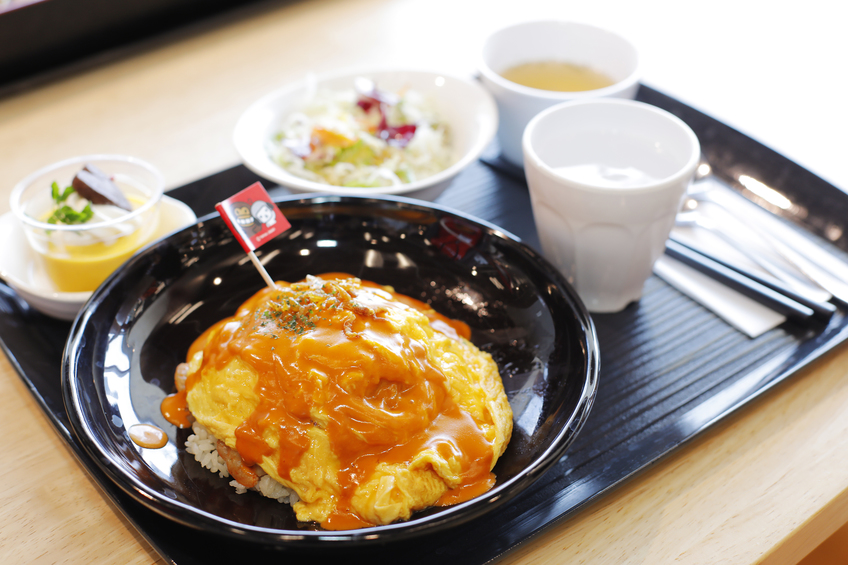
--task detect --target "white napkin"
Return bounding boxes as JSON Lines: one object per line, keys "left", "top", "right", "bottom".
{"left": 653, "top": 254, "right": 786, "bottom": 338}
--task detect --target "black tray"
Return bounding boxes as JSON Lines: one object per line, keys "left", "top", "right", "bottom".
{"left": 3, "top": 86, "right": 848, "bottom": 564}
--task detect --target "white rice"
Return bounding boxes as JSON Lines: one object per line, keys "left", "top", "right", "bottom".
{"left": 185, "top": 421, "right": 299, "bottom": 505}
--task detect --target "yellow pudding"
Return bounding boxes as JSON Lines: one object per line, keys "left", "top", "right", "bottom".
{"left": 41, "top": 225, "right": 152, "bottom": 292}
{"left": 33, "top": 192, "right": 158, "bottom": 292}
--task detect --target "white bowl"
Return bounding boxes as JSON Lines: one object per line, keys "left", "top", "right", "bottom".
{"left": 0, "top": 195, "right": 197, "bottom": 320}
{"left": 479, "top": 21, "right": 640, "bottom": 167}
{"left": 233, "top": 69, "right": 498, "bottom": 201}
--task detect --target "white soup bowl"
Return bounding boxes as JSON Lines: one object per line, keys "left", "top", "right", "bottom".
{"left": 479, "top": 20, "right": 640, "bottom": 167}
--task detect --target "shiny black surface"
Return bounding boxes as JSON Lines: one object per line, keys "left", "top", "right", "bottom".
{"left": 61, "top": 195, "right": 599, "bottom": 545}
{"left": 3, "top": 86, "right": 848, "bottom": 564}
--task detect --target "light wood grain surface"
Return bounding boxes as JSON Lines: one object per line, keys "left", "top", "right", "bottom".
{"left": 1, "top": 0, "right": 847, "bottom": 563}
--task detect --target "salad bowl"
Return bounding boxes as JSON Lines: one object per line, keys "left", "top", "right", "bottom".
{"left": 233, "top": 69, "right": 498, "bottom": 201}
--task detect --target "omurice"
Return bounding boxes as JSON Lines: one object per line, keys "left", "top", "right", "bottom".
{"left": 165, "top": 274, "right": 512, "bottom": 530}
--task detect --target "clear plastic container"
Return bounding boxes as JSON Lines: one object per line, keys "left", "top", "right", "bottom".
{"left": 10, "top": 155, "right": 164, "bottom": 293}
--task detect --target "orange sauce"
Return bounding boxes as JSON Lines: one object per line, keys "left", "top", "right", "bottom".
{"left": 166, "top": 274, "right": 496, "bottom": 528}
{"left": 385, "top": 287, "right": 471, "bottom": 341}
{"left": 161, "top": 390, "right": 192, "bottom": 428}
{"left": 128, "top": 423, "right": 169, "bottom": 449}
{"left": 436, "top": 472, "right": 496, "bottom": 506}
{"left": 322, "top": 510, "right": 374, "bottom": 531}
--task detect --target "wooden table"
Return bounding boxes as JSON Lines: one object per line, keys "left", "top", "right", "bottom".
{"left": 2, "top": 0, "right": 847, "bottom": 563}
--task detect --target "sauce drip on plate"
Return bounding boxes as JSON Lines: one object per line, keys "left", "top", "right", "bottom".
{"left": 128, "top": 423, "right": 169, "bottom": 449}
{"left": 161, "top": 390, "right": 192, "bottom": 428}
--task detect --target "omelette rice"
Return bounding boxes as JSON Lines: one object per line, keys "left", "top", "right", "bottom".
{"left": 167, "top": 274, "right": 512, "bottom": 530}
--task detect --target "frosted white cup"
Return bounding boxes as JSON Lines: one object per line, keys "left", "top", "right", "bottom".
{"left": 479, "top": 20, "right": 639, "bottom": 167}
{"left": 523, "top": 99, "right": 700, "bottom": 313}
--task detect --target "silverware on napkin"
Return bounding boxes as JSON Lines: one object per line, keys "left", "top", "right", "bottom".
{"left": 665, "top": 237, "right": 835, "bottom": 323}
{"left": 686, "top": 181, "right": 848, "bottom": 306}
{"left": 675, "top": 208, "right": 830, "bottom": 304}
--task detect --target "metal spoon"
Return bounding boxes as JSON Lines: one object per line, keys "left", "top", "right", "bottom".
{"left": 684, "top": 189, "right": 848, "bottom": 306}
{"left": 675, "top": 209, "right": 833, "bottom": 304}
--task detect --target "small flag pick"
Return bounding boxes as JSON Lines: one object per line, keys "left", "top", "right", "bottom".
{"left": 215, "top": 182, "right": 291, "bottom": 290}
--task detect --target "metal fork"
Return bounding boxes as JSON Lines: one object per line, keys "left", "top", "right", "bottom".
{"left": 675, "top": 209, "right": 833, "bottom": 304}
{"left": 679, "top": 195, "right": 848, "bottom": 306}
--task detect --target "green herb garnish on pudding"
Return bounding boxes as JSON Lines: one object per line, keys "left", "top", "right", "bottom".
{"left": 50, "top": 181, "right": 75, "bottom": 204}
{"left": 47, "top": 203, "right": 94, "bottom": 225}
{"left": 46, "top": 182, "right": 94, "bottom": 226}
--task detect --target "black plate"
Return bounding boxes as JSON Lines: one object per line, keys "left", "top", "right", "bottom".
{"left": 61, "top": 194, "right": 599, "bottom": 546}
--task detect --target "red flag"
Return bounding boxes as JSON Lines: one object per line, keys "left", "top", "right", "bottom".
{"left": 215, "top": 182, "right": 291, "bottom": 253}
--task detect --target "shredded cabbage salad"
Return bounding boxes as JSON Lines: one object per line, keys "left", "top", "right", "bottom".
{"left": 268, "top": 78, "right": 452, "bottom": 188}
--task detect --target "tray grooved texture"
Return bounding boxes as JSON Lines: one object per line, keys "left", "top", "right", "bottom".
{"left": 2, "top": 86, "right": 848, "bottom": 564}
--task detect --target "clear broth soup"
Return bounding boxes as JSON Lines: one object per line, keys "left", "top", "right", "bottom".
{"left": 500, "top": 61, "right": 614, "bottom": 92}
